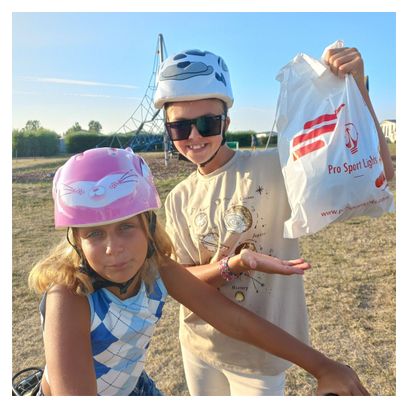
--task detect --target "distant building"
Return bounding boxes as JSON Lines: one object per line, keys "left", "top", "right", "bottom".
{"left": 380, "top": 119, "right": 396, "bottom": 143}
{"left": 256, "top": 130, "right": 278, "bottom": 146}
{"left": 58, "top": 137, "right": 66, "bottom": 153}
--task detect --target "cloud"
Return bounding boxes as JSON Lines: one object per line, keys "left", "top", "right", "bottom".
{"left": 65, "top": 92, "right": 112, "bottom": 98}
{"left": 19, "top": 76, "right": 138, "bottom": 90}
{"left": 235, "top": 106, "right": 274, "bottom": 114}
{"left": 64, "top": 92, "right": 140, "bottom": 100}
{"left": 13, "top": 90, "right": 39, "bottom": 95}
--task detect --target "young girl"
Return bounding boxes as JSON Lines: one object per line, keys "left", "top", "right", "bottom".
{"left": 29, "top": 147, "right": 369, "bottom": 396}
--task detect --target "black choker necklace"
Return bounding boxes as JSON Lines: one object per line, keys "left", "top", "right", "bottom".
{"left": 80, "top": 260, "right": 139, "bottom": 295}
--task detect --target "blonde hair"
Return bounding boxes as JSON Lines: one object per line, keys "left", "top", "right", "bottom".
{"left": 28, "top": 211, "right": 174, "bottom": 296}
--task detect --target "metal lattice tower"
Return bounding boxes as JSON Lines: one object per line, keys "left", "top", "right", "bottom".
{"left": 107, "top": 34, "right": 171, "bottom": 165}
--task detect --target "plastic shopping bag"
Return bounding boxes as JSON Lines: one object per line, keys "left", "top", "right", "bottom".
{"left": 276, "top": 42, "right": 394, "bottom": 238}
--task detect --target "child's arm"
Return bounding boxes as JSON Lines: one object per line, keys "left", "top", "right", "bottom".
{"left": 42, "top": 285, "right": 97, "bottom": 395}
{"left": 323, "top": 46, "right": 394, "bottom": 181}
{"left": 160, "top": 258, "right": 369, "bottom": 396}
{"left": 183, "top": 249, "right": 310, "bottom": 288}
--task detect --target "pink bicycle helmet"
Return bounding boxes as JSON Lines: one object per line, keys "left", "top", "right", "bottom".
{"left": 53, "top": 147, "right": 161, "bottom": 229}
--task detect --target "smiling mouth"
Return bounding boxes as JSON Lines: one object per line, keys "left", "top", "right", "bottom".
{"left": 187, "top": 143, "right": 207, "bottom": 150}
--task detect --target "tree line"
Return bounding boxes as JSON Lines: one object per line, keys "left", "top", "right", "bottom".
{"left": 12, "top": 120, "right": 276, "bottom": 158}
{"left": 13, "top": 120, "right": 107, "bottom": 158}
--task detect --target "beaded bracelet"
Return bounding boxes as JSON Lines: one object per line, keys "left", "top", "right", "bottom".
{"left": 219, "top": 256, "right": 239, "bottom": 282}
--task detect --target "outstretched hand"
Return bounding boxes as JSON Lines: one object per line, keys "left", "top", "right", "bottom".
{"left": 316, "top": 361, "right": 370, "bottom": 396}
{"left": 235, "top": 248, "right": 310, "bottom": 276}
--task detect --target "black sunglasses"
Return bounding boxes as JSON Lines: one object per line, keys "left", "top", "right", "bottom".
{"left": 165, "top": 114, "right": 226, "bottom": 141}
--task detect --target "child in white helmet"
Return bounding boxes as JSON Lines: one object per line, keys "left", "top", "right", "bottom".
{"left": 29, "top": 147, "right": 369, "bottom": 396}
{"left": 155, "top": 48, "right": 393, "bottom": 395}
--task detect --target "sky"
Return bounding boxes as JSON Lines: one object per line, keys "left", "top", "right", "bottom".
{"left": 12, "top": 11, "right": 396, "bottom": 135}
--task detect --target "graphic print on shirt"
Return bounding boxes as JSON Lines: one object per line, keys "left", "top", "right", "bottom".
{"left": 231, "top": 272, "right": 266, "bottom": 303}
{"left": 231, "top": 239, "right": 265, "bottom": 301}
{"left": 194, "top": 210, "right": 230, "bottom": 252}
{"left": 235, "top": 240, "right": 257, "bottom": 253}
{"left": 224, "top": 205, "right": 253, "bottom": 233}
{"left": 191, "top": 186, "right": 272, "bottom": 304}
{"left": 200, "top": 231, "right": 229, "bottom": 252}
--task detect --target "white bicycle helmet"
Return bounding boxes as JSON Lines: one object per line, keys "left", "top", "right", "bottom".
{"left": 154, "top": 49, "right": 234, "bottom": 109}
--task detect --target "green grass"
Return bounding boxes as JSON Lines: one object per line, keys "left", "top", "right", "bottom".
{"left": 12, "top": 151, "right": 396, "bottom": 396}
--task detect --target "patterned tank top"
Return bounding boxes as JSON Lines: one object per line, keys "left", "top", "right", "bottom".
{"left": 40, "top": 277, "right": 167, "bottom": 395}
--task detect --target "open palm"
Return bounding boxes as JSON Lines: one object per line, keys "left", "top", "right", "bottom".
{"left": 239, "top": 249, "right": 310, "bottom": 276}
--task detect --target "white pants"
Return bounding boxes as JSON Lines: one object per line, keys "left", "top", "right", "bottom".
{"left": 181, "top": 346, "right": 286, "bottom": 396}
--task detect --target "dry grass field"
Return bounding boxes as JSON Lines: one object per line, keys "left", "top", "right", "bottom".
{"left": 12, "top": 147, "right": 396, "bottom": 396}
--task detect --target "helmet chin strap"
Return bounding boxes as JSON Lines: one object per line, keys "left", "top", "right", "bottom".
{"left": 66, "top": 214, "right": 156, "bottom": 295}
{"left": 198, "top": 118, "right": 227, "bottom": 168}
{"left": 198, "top": 136, "right": 225, "bottom": 168}
{"left": 79, "top": 258, "right": 138, "bottom": 295}
{"left": 172, "top": 134, "right": 225, "bottom": 168}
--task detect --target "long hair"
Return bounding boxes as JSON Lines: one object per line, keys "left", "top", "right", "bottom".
{"left": 28, "top": 211, "right": 174, "bottom": 296}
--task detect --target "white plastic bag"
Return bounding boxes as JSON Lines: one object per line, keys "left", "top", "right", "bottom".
{"left": 276, "top": 41, "right": 394, "bottom": 238}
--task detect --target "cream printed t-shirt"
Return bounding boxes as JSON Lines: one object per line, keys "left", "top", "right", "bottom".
{"left": 165, "top": 149, "right": 309, "bottom": 375}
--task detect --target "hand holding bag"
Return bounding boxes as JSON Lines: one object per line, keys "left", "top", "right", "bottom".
{"left": 276, "top": 41, "right": 394, "bottom": 238}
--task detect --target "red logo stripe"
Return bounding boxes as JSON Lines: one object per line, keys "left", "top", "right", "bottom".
{"left": 292, "top": 123, "right": 336, "bottom": 147}
{"left": 293, "top": 140, "right": 325, "bottom": 161}
{"left": 303, "top": 103, "right": 345, "bottom": 130}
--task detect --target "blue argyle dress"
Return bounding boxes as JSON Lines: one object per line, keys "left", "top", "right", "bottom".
{"left": 39, "top": 277, "right": 167, "bottom": 396}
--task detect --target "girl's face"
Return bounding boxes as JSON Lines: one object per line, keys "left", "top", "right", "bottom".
{"left": 76, "top": 215, "right": 148, "bottom": 289}
{"left": 166, "top": 99, "right": 230, "bottom": 173}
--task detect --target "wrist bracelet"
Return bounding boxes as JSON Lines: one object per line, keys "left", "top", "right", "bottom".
{"left": 219, "top": 256, "right": 239, "bottom": 282}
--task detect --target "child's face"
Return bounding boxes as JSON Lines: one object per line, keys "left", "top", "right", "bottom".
{"left": 76, "top": 215, "right": 148, "bottom": 285}
{"left": 166, "top": 98, "right": 230, "bottom": 166}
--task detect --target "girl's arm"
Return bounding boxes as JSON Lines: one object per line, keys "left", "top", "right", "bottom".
{"left": 184, "top": 249, "right": 310, "bottom": 287}
{"left": 324, "top": 46, "right": 394, "bottom": 181}
{"left": 42, "top": 285, "right": 97, "bottom": 395}
{"left": 160, "top": 258, "right": 369, "bottom": 396}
